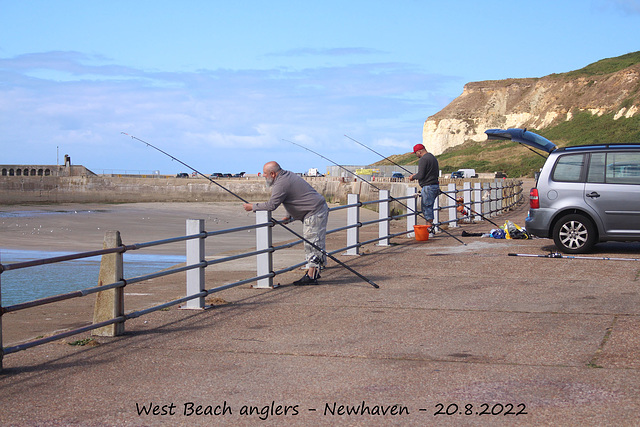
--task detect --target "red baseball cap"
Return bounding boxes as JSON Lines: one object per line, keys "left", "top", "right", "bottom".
{"left": 413, "top": 144, "right": 425, "bottom": 153}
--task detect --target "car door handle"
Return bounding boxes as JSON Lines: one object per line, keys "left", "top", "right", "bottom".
{"left": 586, "top": 192, "right": 600, "bottom": 198}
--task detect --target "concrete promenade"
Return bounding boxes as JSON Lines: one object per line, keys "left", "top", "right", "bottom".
{"left": 1, "top": 200, "right": 640, "bottom": 426}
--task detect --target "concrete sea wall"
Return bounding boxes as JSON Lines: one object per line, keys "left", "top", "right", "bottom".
{"left": 0, "top": 175, "right": 416, "bottom": 206}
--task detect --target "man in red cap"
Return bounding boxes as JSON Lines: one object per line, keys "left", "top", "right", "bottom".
{"left": 409, "top": 144, "right": 440, "bottom": 231}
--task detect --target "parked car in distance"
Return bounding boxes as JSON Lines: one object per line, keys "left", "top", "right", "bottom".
{"left": 176, "top": 173, "right": 189, "bottom": 178}
{"left": 392, "top": 172, "right": 404, "bottom": 179}
{"left": 494, "top": 171, "right": 507, "bottom": 179}
{"left": 211, "top": 173, "right": 223, "bottom": 178}
{"left": 450, "top": 171, "right": 464, "bottom": 179}
{"left": 486, "top": 128, "right": 640, "bottom": 253}
{"left": 234, "top": 172, "right": 246, "bottom": 178}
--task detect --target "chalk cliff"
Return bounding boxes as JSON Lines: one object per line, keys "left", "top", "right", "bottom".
{"left": 423, "top": 60, "right": 640, "bottom": 155}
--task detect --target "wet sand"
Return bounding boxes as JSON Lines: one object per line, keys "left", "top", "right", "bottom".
{"left": 1, "top": 202, "right": 309, "bottom": 255}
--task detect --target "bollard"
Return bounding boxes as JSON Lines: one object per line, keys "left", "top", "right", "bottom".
{"left": 183, "top": 219, "right": 206, "bottom": 309}
{"left": 345, "top": 193, "right": 360, "bottom": 255}
{"left": 92, "top": 231, "right": 125, "bottom": 336}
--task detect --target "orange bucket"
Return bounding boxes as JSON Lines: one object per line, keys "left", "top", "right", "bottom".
{"left": 413, "top": 225, "right": 430, "bottom": 241}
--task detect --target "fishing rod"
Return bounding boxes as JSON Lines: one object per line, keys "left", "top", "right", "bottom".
{"left": 508, "top": 252, "right": 640, "bottom": 262}
{"left": 345, "top": 134, "right": 501, "bottom": 228}
{"left": 121, "top": 132, "right": 379, "bottom": 289}
{"left": 283, "top": 138, "right": 466, "bottom": 246}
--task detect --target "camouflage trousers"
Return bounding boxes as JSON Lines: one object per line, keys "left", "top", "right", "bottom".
{"left": 302, "top": 204, "right": 329, "bottom": 268}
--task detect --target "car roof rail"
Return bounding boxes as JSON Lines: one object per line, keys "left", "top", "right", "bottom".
{"left": 559, "top": 143, "right": 640, "bottom": 151}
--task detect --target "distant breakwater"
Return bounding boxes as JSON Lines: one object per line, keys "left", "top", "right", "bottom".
{"left": 0, "top": 175, "right": 415, "bottom": 205}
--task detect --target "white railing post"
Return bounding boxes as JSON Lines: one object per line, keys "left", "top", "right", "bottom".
{"left": 433, "top": 186, "right": 440, "bottom": 232}
{"left": 463, "top": 182, "right": 472, "bottom": 223}
{"left": 490, "top": 183, "right": 497, "bottom": 217}
{"left": 378, "top": 189, "right": 390, "bottom": 246}
{"left": 509, "top": 181, "right": 516, "bottom": 208}
{"left": 448, "top": 183, "right": 458, "bottom": 228}
{"left": 183, "top": 219, "right": 206, "bottom": 309}
{"left": 406, "top": 186, "right": 417, "bottom": 238}
{"left": 345, "top": 193, "right": 360, "bottom": 255}
{"left": 473, "top": 182, "right": 482, "bottom": 222}
{"left": 255, "top": 210, "right": 273, "bottom": 288}
{"left": 482, "top": 182, "right": 490, "bottom": 217}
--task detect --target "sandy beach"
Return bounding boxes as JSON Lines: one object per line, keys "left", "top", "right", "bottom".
{"left": 1, "top": 202, "right": 381, "bottom": 345}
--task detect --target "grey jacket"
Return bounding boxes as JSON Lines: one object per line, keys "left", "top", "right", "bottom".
{"left": 252, "top": 170, "right": 327, "bottom": 221}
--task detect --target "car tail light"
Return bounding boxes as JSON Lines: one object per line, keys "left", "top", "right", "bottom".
{"left": 529, "top": 188, "right": 539, "bottom": 209}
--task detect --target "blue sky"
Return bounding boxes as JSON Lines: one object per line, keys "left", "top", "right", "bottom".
{"left": 1, "top": 0, "right": 639, "bottom": 175}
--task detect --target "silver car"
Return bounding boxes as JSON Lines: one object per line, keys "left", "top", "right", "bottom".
{"left": 486, "top": 128, "right": 640, "bottom": 253}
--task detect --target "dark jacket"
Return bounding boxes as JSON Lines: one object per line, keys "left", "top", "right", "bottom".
{"left": 415, "top": 153, "right": 439, "bottom": 187}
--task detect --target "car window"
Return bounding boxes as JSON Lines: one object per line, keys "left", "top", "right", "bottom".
{"left": 587, "top": 152, "right": 606, "bottom": 183}
{"left": 606, "top": 152, "right": 640, "bottom": 185}
{"left": 552, "top": 153, "right": 585, "bottom": 182}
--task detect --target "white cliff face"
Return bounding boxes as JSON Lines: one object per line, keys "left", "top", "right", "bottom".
{"left": 422, "top": 119, "right": 476, "bottom": 155}
{"left": 423, "top": 65, "right": 640, "bottom": 155}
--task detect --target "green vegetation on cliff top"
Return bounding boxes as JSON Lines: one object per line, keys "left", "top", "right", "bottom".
{"left": 556, "top": 51, "right": 640, "bottom": 77}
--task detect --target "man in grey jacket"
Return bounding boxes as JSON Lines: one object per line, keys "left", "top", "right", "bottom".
{"left": 243, "top": 161, "right": 329, "bottom": 285}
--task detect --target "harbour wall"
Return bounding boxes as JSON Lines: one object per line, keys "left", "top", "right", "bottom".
{"left": 0, "top": 175, "right": 515, "bottom": 212}
{"left": 0, "top": 175, "right": 414, "bottom": 206}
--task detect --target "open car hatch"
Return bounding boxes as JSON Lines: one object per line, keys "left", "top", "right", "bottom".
{"left": 485, "top": 128, "right": 557, "bottom": 154}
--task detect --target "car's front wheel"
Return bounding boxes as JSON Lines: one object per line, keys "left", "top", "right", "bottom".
{"left": 552, "top": 213, "right": 597, "bottom": 254}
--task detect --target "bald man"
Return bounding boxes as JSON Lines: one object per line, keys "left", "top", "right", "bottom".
{"left": 243, "top": 161, "right": 329, "bottom": 285}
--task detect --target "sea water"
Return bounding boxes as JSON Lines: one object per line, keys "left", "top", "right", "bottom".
{"left": 0, "top": 249, "right": 185, "bottom": 306}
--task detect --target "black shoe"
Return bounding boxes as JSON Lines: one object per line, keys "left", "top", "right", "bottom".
{"left": 293, "top": 273, "right": 319, "bottom": 286}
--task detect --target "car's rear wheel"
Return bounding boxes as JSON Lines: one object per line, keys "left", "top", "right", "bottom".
{"left": 552, "top": 213, "right": 597, "bottom": 254}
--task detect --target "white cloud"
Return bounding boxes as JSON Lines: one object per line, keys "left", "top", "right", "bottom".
{"left": 0, "top": 51, "right": 458, "bottom": 173}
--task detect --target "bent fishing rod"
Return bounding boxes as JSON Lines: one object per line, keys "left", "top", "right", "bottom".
{"left": 283, "top": 139, "right": 466, "bottom": 246}
{"left": 121, "top": 132, "right": 379, "bottom": 289}
{"left": 345, "top": 134, "right": 501, "bottom": 228}
{"left": 508, "top": 252, "right": 640, "bottom": 262}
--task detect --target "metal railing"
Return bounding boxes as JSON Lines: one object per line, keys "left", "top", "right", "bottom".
{"left": 0, "top": 180, "right": 522, "bottom": 370}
